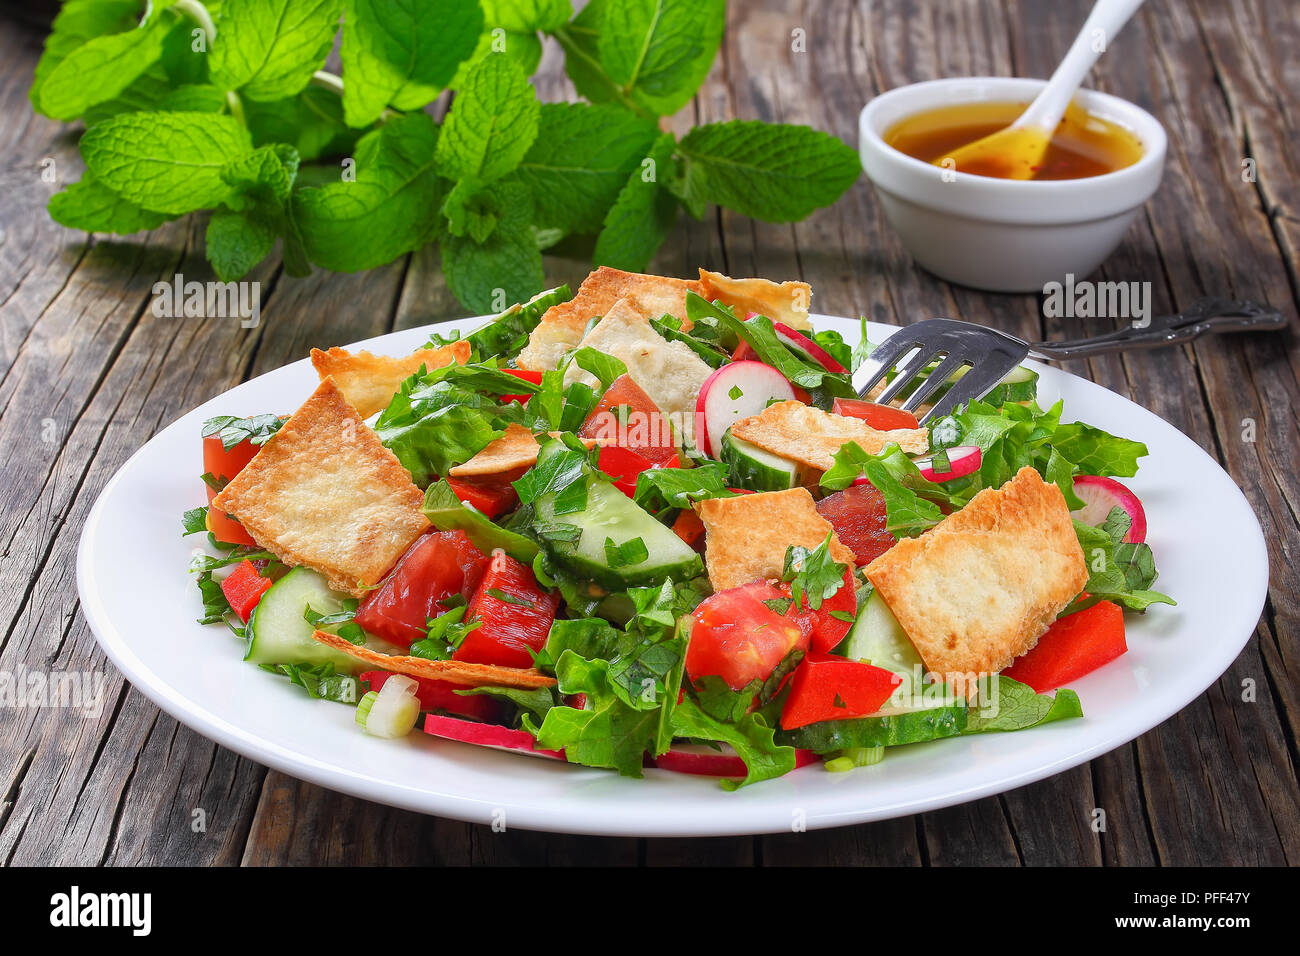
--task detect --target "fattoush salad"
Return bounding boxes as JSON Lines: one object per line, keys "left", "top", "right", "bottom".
{"left": 185, "top": 267, "right": 1174, "bottom": 788}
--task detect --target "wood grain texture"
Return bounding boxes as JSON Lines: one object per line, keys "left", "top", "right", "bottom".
{"left": 0, "top": 0, "right": 1295, "bottom": 866}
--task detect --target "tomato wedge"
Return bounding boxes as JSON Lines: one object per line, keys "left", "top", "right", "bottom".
{"left": 831, "top": 398, "right": 920, "bottom": 430}
{"left": 355, "top": 530, "right": 489, "bottom": 647}
{"left": 686, "top": 581, "right": 808, "bottom": 691}
{"left": 815, "top": 482, "right": 895, "bottom": 567}
{"left": 580, "top": 374, "right": 680, "bottom": 467}
{"left": 455, "top": 550, "right": 560, "bottom": 669}
{"left": 360, "top": 671, "right": 506, "bottom": 722}
{"left": 779, "top": 653, "right": 901, "bottom": 729}
{"left": 202, "top": 433, "right": 263, "bottom": 545}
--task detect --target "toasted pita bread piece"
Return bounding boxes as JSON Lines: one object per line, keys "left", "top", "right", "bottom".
{"left": 211, "top": 378, "right": 431, "bottom": 596}
{"left": 312, "top": 631, "right": 557, "bottom": 688}
{"left": 698, "top": 269, "right": 813, "bottom": 331}
{"left": 516, "top": 267, "right": 704, "bottom": 370}
{"left": 729, "top": 401, "right": 929, "bottom": 481}
{"left": 866, "top": 467, "right": 1087, "bottom": 697}
{"left": 310, "top": 340, "right": 470, "bottom": 418}
{"left": 695, "top": 488, "right": 855, "bottom": 591}
{"left": 448, "top": 424, "right": 600, "bottom": 478}
{"left": 562, "top": 298, "right": 713, "bottom": 447}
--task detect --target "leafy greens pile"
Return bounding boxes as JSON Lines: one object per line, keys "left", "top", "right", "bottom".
{"left": 32, "top": 0, "right": 862, "bottom": 311}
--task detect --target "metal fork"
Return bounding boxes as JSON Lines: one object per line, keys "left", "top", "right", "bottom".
{"left": 858, "top": 298, "right": 1289, "bottom": 424}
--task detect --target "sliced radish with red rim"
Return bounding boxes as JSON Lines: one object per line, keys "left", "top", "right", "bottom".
{"left": 695, "top": 361, "right": 795, "bottom": 458}
{"left": 652, "top": 742, "right": 817, "bottom": 777}
{"left": 912, "top": 445, "right": 981, "bottom": 482}
{"left": 1071, "top": 475, "right": 1147, "bottom": 543}
{"left": 423, "top": 713, "right": 565, "bottom": 760}
{"left": 772, "top": 322, "right": 847, "bottom": 374}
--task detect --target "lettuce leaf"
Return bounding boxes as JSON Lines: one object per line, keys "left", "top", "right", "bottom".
{"left": 669, "top": 699, "right": 796, "bottom": 790}
{"left": 962, "top": 676, "right": 1083, "bottom": 733}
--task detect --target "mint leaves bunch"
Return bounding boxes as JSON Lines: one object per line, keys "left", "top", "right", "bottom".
{"left": 32, "top": 0, "right": 862, "bottom": 312}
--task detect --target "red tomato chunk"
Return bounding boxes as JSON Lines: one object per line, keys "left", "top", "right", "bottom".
{"left": 455, "top": 550, "right": 561, "bottom": 669}
{"left": 580, "top": 374, "right": 681, "bottom": 468}
{"left": 355, "top": 530, "right": 489, "bottom": 647}
{"left": 685, "top": 581, "right": 808, "bottom": 690}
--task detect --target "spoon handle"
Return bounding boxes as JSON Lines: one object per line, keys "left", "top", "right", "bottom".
{"left": 1015, "top": 0, "right": 1147, "bottom": 134}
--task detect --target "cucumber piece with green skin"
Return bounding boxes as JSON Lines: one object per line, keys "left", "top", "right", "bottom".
{"left": 779, "top": 703, "right": 968, "bottom": 753}
{"left": 422, "top": 480, "right": 538, "bottom": 561}
{"left": 720, "top": 429, "right": 800, "bottom": 492}
{"left": 245, "top": 566, "right": 366, "bottom": 673}
{"left": 837, "top": 589, "right": 923, "bottom": 676}
{"left": 536, "top": 479, "right": 703, "bottom": 589}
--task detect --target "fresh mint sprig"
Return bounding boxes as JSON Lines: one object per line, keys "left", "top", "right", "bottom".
{"left": 33, "top": 0, "right": 860, "bottom": 311}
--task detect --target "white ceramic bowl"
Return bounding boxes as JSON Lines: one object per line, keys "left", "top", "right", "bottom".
{"left": 858, "top": 77, "right": 1167, "bottom": 292}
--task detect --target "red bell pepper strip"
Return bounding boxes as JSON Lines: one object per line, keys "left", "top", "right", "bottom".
{"left": 455, "top": 550, "right": 561, "bottom": 669}
{"left": 446, "top": 475, "right": 519, "bottom": 518}
{"left": 831, "top": 398, "right": 921, "bottom": 430}
{"left": 1003, "top": 599, "right": 1127, "bottom": 692}
{"left": 781, "top": 569, "right": 858, "bottom": 654}
{"left": 779, "top": 653, "right": 901, "bottom": 730}
{"left": 221, "top": 559, "right": 273, "bottom": 622}
{"left": 597, "top": 444, "right": 664, "bottom": 497}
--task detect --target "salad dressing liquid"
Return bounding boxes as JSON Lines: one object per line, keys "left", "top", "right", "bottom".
{"left": 884, "top": 100, "right": 1145, "bottom": 181}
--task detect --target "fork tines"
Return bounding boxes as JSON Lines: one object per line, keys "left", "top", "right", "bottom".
{"left": 857, "top": 319, "right": 1029, "bottom": 424}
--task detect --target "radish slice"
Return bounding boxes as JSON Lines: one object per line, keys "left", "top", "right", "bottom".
{"left": 1071, "top": 475, "right": 1147, "bottom": 543}
{"left": 772, "top": 322, "right": 848, "bottom": 374}
{"left": 422, "top": 714, "right": 565, "bottom": 761}
{"left": 653, "top": 743, "right": 817, "bottom": 777}
{"left": 695, "top": 360, "right": 795, "bottom": 458}
{"left": 912, "top": 445, "right": 981, "bottom": 482}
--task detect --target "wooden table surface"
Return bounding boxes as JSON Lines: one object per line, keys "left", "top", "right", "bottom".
{"left": 1, "top": 0, "right": 1296, "bottom": 866}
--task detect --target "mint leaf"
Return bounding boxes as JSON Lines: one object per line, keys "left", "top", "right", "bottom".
{"left": 33, "top": 12, "right": 170, "bottom": 120}
{"left": 206, "top": 208, "right": 277, "bottom": 281}
{"left": 243, "top": 87, "right": 362, "bottom": 162}
{"left": 781, "top": 532, "right": 849, "bottom": 612}
{"left": 221, "top": 144, "right": 301, "bottom": 207}
{"left": 210, "top": 0, "right": 343, "bottom": 102}
{"left": 482, "top": 0, "right": 572, "bottom": 32}
{"left": 598, "top": 0, "right": 725, "bottom": 116}
{"left": 81, "top": 111, "right": 253, "bottom": 215}
{"left": 677, "top": 120, "right": 861, "bottom": 222}
{"left": 442, "top": 231, "right": 544, "bottom": 314}
{"left": 48, "top": 174, "right": 173, "bottom": 235}
{"left": 593, "top": 132, "right": 679, "bottom": 271}
{"left": 435, "top": 54, "right": 540, "bottom": 183}
{"left": 291, "top": 112, "right": 445, "bottom": 271}
{"left": 340, "top": 0, "right": 483, "bottom": 127}
{"left": 31, "top": 0, "right": 144, "bottom": 111}
{"left": 515, "top": 102, "right": 659, "bottom": 232}
{"left": 447, "top": 29, "right": 544, "bottom": 91}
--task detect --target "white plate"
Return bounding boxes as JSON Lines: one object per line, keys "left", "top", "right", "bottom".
{"left": 77, "top": 316, "right": 1268, "bottom": 837}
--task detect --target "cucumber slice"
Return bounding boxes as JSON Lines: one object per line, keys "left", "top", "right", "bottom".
{"left": 245, "top": 566, "right": 365, "bottom": 673}
{"left": 720, "top": 430, "right": 800, "bottom": 492}
{"left": 537, "top": 480, "right": 703, "bottom": 588}
{"left": 780, "top": 702, "right": 968, "bottom": 753}
{"left": 838, "top": 590, "right": 923, "bottom": 677}
{"left": 423, "top": 480, "right": 538, "bottom": 561}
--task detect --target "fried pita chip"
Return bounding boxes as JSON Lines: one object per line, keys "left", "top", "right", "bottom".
{"left": 312, "top": 631, "right": 557, "bottom": 688}
{"left": 516, "top": 266, "right": 704, "bottom": 370}
{"left": 866, "top": 467, "right": 1088, "bottom": 697}
{"left": 562, "top": 297, "right": 713, "bottom": 446}
{"left": 211, "top": 377, "right": 430, "bottom": 596}
{"left": 730, "top": 401, "right": 929, "bottom": 480}
{"left": 695, "top": 487, "right": 855, "bottom": 591}
{"left": 699, "top": 269, "right": 813, "bottom": 331}
{"left": 310, "top": 340, "right": 470, "bottom": 418}
{"left": 448, "top": 424, "right": 599, "bottom": 478}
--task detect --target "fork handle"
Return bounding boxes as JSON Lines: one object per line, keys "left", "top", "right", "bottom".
{"left": 1029, "top": 298, "right": 1289, "bottom": 360}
